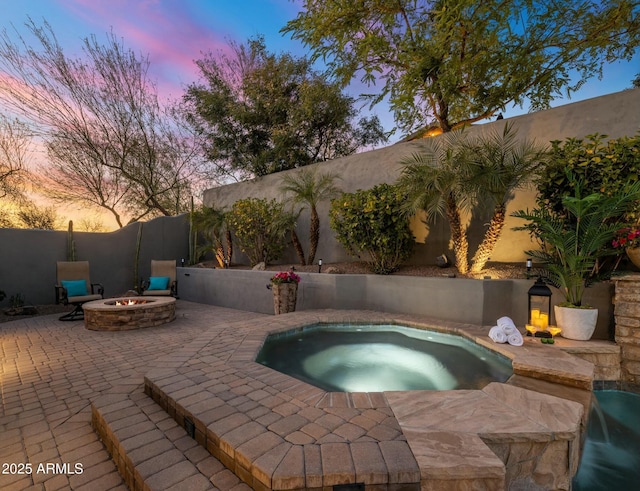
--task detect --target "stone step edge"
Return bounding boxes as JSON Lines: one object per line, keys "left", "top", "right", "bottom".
{"left": 401, "top": 427, "right": 506, "bottom": 487}
{"left": 143, "top": 377, "right": 423, "bottom": 490}
{"left": 91, "top": 390, "right": 235, "bottom": 491}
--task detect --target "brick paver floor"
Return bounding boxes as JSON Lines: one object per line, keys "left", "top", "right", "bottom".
{"left": 0, "top": 301, "right": 266, "bottom": 491}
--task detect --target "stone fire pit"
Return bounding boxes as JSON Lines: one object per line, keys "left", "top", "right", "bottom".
{"left": 83, "top": 296, "right": 176, "bottom": 331}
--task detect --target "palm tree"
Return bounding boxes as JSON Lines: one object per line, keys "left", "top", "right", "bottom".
{"left": 397, "top": 132, "right": 474, "bottom": 273}
{"left": 281, "top": 168, "right": 341, "bottom": 265}
{"left": 190, "top": 205, "right": 232, "bottom": 268}
{"left": 466, "top": 123, "right": 548, "bottom": 272}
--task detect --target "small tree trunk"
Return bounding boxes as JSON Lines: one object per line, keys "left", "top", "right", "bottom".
{"left": 307, "top": 206, "right": 320, "bottom": 265}
{"left": 291, "top": 229, "right": 306, "bottom": 265}
{"left": 446, "top": 195, "right": 469, "bottom": 274}
{"left": 471, "top": 204, "right": 506, "bottom": 273}
{"left": 225, "top": 230, "right": 233, "bottom": 267}
{"left": 215, "top": 244, "right": 225, "bottom": 268}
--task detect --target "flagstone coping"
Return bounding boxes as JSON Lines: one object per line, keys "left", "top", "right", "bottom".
{"left": 93, "top": 309, "right": 590, "bottom": 490}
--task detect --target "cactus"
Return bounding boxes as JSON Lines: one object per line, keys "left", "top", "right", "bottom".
{"left": 189, "top": 196, "right": 197, "bottom": 265}
{"left": 67, "top": 220, "right": 76, "bottom": 261}
{"left": 133, "top": 222, "right": 143, "bottom": 292}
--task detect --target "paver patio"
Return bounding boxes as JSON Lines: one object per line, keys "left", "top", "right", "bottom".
{"left": 1, "top": 301, "right": 592, "bottom": 490}
{"left": 0, "top": 301, "right": 265, "bottom": 491}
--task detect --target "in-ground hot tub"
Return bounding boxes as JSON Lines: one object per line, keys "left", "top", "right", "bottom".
{"left": 82, "top": 296, "right": 176, "bottom": 331}
{"left": 257, "top": 323, "right": 513, "bottom": 392}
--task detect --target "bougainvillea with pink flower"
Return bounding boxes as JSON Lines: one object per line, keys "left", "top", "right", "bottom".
{"left": 269, "top": 270, "right": 301, "bottom": 284}
{"left": 612, "top": 227, "right": 640, "bottom": 249}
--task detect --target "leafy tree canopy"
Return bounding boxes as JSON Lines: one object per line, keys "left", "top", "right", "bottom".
{"left": 184, "top": 36, "right": 387, "bottom": 180}
{"left": 284, "top": 0, "right": 640, "bottom": 133}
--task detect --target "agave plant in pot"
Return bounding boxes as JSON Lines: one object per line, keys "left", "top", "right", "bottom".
{"left": 512, "top": 174, "right": 640, "bottom": 340}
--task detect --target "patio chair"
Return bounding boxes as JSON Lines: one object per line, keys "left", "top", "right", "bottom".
{"left": 141, "top": 259, "right": 178, "bottom": 297}
{"left": 55, "top": 261, "right": 104, "bottom": 321}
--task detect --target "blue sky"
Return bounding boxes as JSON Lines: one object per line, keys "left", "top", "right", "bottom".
{"left": 2, "top": 0, "right": 639, "bottom": 139}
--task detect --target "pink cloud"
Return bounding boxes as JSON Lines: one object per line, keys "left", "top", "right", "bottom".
{"left": 58, "top": 0, "right": 235, "bottom": 100}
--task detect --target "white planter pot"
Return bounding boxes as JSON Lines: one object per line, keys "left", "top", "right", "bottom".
{"left": 554, "top": 305, "right": 598, "bottom": 341}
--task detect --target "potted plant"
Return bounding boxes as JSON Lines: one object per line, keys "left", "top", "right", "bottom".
{"left": 512, "top": 173, "right": 640, "bottom": 340}
{"left": 267, "top": 269, "right": 301, "bottom": 315}
{"left": 612, "top": 226, "right": 640, "bottom": 269}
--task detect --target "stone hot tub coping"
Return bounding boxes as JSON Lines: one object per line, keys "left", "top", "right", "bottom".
{"left": 137, "top": 309, "right": 592, "bottom": 490}
{"left": 83, "top": 296, "right": 176, "bottom": 331}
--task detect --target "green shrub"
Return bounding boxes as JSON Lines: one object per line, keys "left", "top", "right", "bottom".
{"left": 330, "top": 183, "right": 414, "bottom": 274}
{"left": 226, "top": 198, "right": 295, "bottom": 266}
{"left": 537, "top": 133, "right": 640, "bottom": 218}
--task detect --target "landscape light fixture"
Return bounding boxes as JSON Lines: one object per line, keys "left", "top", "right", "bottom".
{"left": 318, "top": 259, "right": 323, "bottom": 273}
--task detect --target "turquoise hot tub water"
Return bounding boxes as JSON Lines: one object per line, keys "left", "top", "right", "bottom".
{"left": 257, "top": 323, "right": 513, "bottom": 392}
{"left": 573, "top": 390, "right": 640, "bottom": 490}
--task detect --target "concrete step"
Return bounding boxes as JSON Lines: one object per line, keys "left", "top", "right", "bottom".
{"left": 91, "top": 389, "right": 251, "bottom": 491}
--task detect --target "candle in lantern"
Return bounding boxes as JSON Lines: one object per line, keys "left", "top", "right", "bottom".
{"left": 530, "top": 309, "right": 541, "bottom": 326}
{"left": 539, "top": 312, "right": 549, "bottom": 330}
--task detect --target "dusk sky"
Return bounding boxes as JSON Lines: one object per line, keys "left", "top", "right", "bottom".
{"left": 3, "top": 0, "right": 639, "bottom": 140}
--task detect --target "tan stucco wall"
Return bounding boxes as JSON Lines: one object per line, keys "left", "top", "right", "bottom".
{"left": 204, "top": 88, "right": 640, "bottom": 267}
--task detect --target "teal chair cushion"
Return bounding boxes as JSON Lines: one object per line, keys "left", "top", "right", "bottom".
{"left": 148, "top": 276, "right": 170, "bottom": 290}
{"left": 61, "top": 279, "right": 88, "bottom": 297}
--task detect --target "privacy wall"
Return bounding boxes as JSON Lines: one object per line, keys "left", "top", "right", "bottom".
{"left": 203, "top": 88, "right": 640, "bottom": 267}
{"left": 0, "top": 215, "right": 189, "bottom": 307}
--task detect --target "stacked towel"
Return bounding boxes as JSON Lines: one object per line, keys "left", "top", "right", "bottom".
{"left": 489, "top": 316, "right": 523, "bottom": 346}
{"left": 507, "top": 332, "right": 523, "bottom": 346}
{"left": 489, "top": 326, "right": 507, "bottom": 343}
{"left": 497, "top": 316, "right": 517, "bottom": 334}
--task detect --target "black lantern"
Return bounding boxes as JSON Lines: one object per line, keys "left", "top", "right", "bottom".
{"left": 527, "top": 277, "right": 552, "bottom": 335}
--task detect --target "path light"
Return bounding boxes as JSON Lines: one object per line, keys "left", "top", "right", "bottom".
{"left": 526, "top": 258, "right": 532, "bottom": 277}
{"left": 527, "top": 277, "right": 552, "bottom": 336}
{"left": 318, "top": 259, "right": 322, "bottom": 273}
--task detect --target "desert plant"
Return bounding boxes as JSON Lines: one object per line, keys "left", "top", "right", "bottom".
{"left": 537, "top": 133, "right": 640, "bottom": 218}
{"left": 67, "top": 220, "right": 76, "bottom": 261}
{"left": 226, "top": 198, "right": 296, "bottom": 266}
{"left": 189, "top": 196, "right": 197, "bottom": 265}
{"left": 397, "top": 130, "right": 474, "bottom": 273}
{"left": 133, "top": 222, "right": 143, "bottom": 291}
{"left": 398, "top": 124, "right": 547, "bottom": 274}
{"left": 281, "top": 168, "right": 342, "bottom": 265}
{"left": 9, "top": 293, "right": 25, "bottom": 308}
{"left": 190, "top": 205, "right": 233, "bottom": 268}
{"left": 330, "top": 183, "right": 414, "bottom": 274}
{"left": 463, "top": 124, "right": 548, "bottom": 272}
{"left": 512, "top": 172, "right": 640, "bottom": 306}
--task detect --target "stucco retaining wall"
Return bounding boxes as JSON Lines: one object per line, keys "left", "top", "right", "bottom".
{"left": 178, "top": 267, "right": 614, "bottom": 339}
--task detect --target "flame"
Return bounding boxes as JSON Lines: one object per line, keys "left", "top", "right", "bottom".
{"left": 114, "top": 299, "right": 146, "bottom": 306}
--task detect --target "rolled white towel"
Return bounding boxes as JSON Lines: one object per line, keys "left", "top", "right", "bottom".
{"left": 501, "top": 324, "right": 516, "bottom": 335}
{"left": 497, "top": 316, "right": 517, "bottom": 335}
{"left": 489, "top": 326, "right": 508, "bottom": 343}
{"left": 507, "top": 331, "right": 523, "bottom": 347}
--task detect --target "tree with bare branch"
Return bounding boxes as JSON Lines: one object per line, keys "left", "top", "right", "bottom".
{"left": 0, "top": 19, "right": 209, "bottom": 227}
{"left": 0, "top": 114, "right": 30, "bottom": 201}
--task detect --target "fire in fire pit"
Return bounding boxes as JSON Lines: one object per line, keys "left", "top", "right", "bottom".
{"left": 83, "top": 296, "right": 175, "bottom": 331}
{"left": 113, "top": 299, "right": 148, "bottom": 306}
